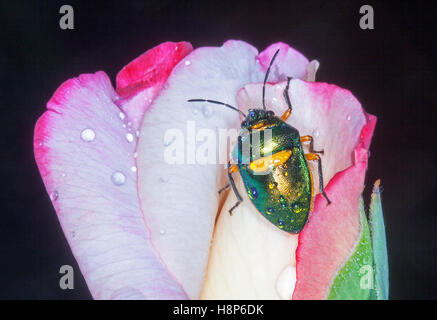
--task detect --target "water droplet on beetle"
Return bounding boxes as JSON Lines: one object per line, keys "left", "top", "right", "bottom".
{"left": 49, "top": 190, "right": 58, "bottom": 201}
{"left": 81, "top": 128, "right": 95, "bottom": 142}
{"left": 267, "top": 208, "right": 275, "bottom": 215}
{"left": 268, "top": 182, "right": 277, "bottom": 189}
{"left": 111, "top": 171, "right": 126, "bottom": 186}
{"left": 293, "top": 203, "right": 303, "bottom": 213}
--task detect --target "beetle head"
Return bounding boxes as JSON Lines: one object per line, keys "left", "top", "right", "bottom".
{"left": 241, "top": 109, "right": 275, "bottom": 128}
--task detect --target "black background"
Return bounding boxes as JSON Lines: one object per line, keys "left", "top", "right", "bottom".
{"left": 0, "top": 0, "right": 435, "bottom": 299}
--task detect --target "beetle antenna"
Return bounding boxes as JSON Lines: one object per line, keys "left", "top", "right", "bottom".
{"left": 262, "top": 49, "right": 280, "bottom": 110}
{"left": 187, "top": 99, "right": 246, "bottom": 117}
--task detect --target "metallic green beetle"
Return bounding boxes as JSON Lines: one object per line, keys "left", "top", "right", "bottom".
{"left": 188, "top": 50, "right": 331, "bottom": 233}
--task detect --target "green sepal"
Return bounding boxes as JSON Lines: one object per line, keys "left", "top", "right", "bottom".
{"left": 327, "top": 198, "right": 374, "bottom": 300}
{"left": 369, "top": 180, "right": 389, "bottom": 300}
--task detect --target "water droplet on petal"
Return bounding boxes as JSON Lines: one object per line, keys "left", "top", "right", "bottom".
{"left": 185, "top": 60, "right": 191, "bottom": 66}
{"left": 35, "top": 140, "right": 44, "bottom": 148}
{"left": 276, "top": 264, "right": 296, "bottom": 300}
{"left": 111, "top": 171, "right": 126, "bottom": 186}
{"left": 125, "top": 133, "right": 134, "bottom": 143}
{"left": 159, "top": 177, "right": 169, "bottom": 183}
{"left": 131, "top": 166, "right": 137, "bottom": 172}
{"left": 118, "top": 112, "right": 125, "bottom": 120}
{"left": 81, "top": 128, "right": 95, "bottom": 142}
{"left": 312, "top": 129, "right": 320, "bottom": 138}
{"left": 133, "top": 152, "right": 138, "bottom": 158}
{"left": 191, "top": 105, "right": 200, "bottom": 115}
{"left": 202, "top": 105, "right": 214, "bottom": 118}
{"left": 49, "top": 190, "right": 59, "bottom": 201}
{"left": 163, "top": 136, "right": 175, "bottom": 147}
{"left": 346, "top": 114, "right": 351, "bottom": 121}
{"left": 135, "top": 130, "right": 140, "bottom": 137}
{"left": 61, "top": 173, "right": 66, "bottom": 177}
{"left": 159, "top": 229, "right": 166, "bottom": 235}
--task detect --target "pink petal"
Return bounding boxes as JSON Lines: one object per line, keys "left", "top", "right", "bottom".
{"left": 34, "top": 71, "right": 186, "bottom": 299}
{"left": 115, "top": 42, "right": 193, "bottom": 130}
{"left": 292, "top": 147, "right": 373, "bottom": 300}
{"left": 257, "top": 42, "right": 312, "bottom": 80}
{"left": 136, "top": 40, "right": 270, "bottom": 299}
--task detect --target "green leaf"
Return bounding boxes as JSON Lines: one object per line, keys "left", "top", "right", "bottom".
{"left": 327, "top": 198, "right": 374, "bottom": 300}
{"left": 369, "top": 180, "right": 389, "bottom": 300}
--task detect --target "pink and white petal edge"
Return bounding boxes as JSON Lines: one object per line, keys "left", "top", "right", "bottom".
{"left": 34, "top": 71, "right": 187, "bottom": 299}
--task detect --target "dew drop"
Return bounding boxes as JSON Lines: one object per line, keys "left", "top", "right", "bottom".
{"left": 163, "top": 136, "right": 175, "bottom": 147}
{"left": 159, "top": 229, "right": 166, "bottom": 235}
{"left": 80, "top": 128, "right": 95, "bottom": 142}
{"left": 267, "top": 208, "right": 275, "bottom": 215}
{"left": 278, "top": 219, "right": 285, "bottom": 228}
{"left": 312, "top": 129, "right": 320, "bottom": 138}
{"left": 249, "top": 187, "right": 258, "bottom": 200}
{"left": 159, "top": 176, "right": 169, "bottom": 183}
{"left": 125, "top": 133, "right": 134, "bottom": 143}
{"left": 202, "top": 105, "right": 214, "bottom": 118}
{"left": 35, "top": 140, "right": 44, "bottom": 148}
{"left": 191, "top": 105, "right": 200, "bottom": 115}
{"left": 118, "top": 112, "right": 126, "bottom": 120}
{"left": 276, "top": 264, "right": 296, "bottom": 300}
{"left": 346, "top": 114, "right": 351, "bottom": 121}
{"left": 49, "top": 190, "right": 59, "bottom": 201}
{"left": 185, "top": 60, "right": 191, "bottom": 66}
{"left": 268, "top": 181, "right": 277, "bottom": 189}
{"left": 292, "top": 202, "right": 303, "bottom": 213}
{"left": 131, "top": 166, "right": 137, "bottom": 172}
{"left": 111, "top": 171, "right": 126, "bottom": 186}
{"left": 135, "top": 130, "right": 140, "bottom": 137}
{"left": 133, "top": 152, "right": 138, "bottom": 158}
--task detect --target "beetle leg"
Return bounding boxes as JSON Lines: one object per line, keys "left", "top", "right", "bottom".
{"left": 281, "top": 77, "right": 293, "bottom": 121}
{"left": 218, "top": 165, "right": 239, "bottom": 194}
{"left": 218, "top": 183, "right": 230, "bottom": 194}
{"left": 227, "top": 162, "right": 243, "bottom": 215}
{"left": 301, "top": 135, "right": 324, "bottom": 154}
{"left": 305, "top": 153, "right": 331, "bottom": 205}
